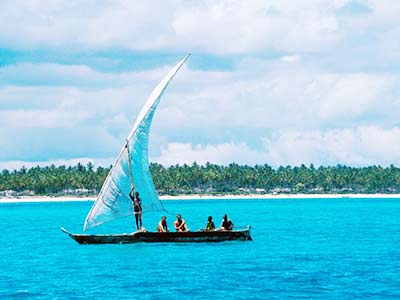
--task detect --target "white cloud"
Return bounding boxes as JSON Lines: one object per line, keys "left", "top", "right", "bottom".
{"left": 156, "top": 60, "right": 397, "bottom": 132}
{"left": 0, "top": 157, "right": 114, "bottom": 171}
{"left": 0, "top": 63, "right": 114, "bottom": 87}
{"left": 152, "top": 126, "right": 400, "bottom": 167}
{"left": 0, "top": 62, "right": 170, "bottom": 87}
{"left": 1, "top": 58, "right": 399, "bottom": 166}
{"left": 311, "top": 73, "right": 393, "bottom": 122}
{"left": 263, "top": 126, "right": 400, "bottom": 166}
{"left": 1, "top": 0, "right": 400, "bottom": 167}
{"left": 0, "top": 63, "right": 179, "bottom": 129}
{"left": 0, "top": 0, "right": 398, "bottom": 57}
{"left": 280, "top": 55, "right": 301, "bottom": 62}
{"left": 0, "top": 109, "right": 90, "bottom": 129}
{"left": 4, "top": 125, "right": 400, "bottom": 169}
{"left": 171, "top": 1, "right": 342, "bottom": 54}
{"left": 154, "top": 143, "right": 266, "bottom": 166}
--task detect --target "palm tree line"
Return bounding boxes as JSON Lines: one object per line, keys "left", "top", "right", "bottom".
{"left": 0, "top": 162, "right": 399, "bottom": 195}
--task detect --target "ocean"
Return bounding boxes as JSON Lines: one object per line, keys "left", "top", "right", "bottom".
{"left": 0, "top": 198, "right": 399, "bottom": 299}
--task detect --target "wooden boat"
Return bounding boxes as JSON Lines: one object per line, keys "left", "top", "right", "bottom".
{"left": 62, "top": 226, "right": 252, "bottom": 244}
{"left": 62, "top": 54, "right": 252, "bottom": 243}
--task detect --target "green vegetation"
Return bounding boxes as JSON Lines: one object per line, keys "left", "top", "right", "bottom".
{"left": 0, "top": 162, "right": 399, "bottom": 196}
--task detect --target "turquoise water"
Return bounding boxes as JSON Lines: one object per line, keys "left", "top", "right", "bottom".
{"left": 1, "top": 198, "right": 400, "bottom": 299}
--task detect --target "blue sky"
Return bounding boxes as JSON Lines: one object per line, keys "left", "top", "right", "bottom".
{"left": 1, "top": 0, "right": 400, "bottom": 170}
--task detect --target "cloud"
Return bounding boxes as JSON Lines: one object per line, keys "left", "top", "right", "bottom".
{"left": 280, "top": 55, "right": 301, "bottom": 63}
{"left": 0, "top": 109, "right": 90, "bottom": 129}
{"left": 0, "top": 125, "right": 120, "bottom": 161}
{"left": 0, "top": 63, "right": 116, "bottom": 87}
{"left": 153, "top": 126, "right": 400, "bottom": 167}
{"left": 312, "top": 73, "right": 393, "bottom": 122}
{"left": 0, "top": 1, "right": 175, "bottom": 50}
{"left": 173, "top": 1, "right": 342, "bottom": 54}
{"left": 4, "top": 125, "right": 398, "bottom": 169}
{"left": 155, "top": 60, "right": 398, "bottom": 134}
{"left": 1, "top": 57, "right": 399, "bottom": 166}
{"left": 336, "top": 0, "right": 372, "bottom": 15}
{"left": 1, "top": 0, "right": 400, "bottom": 77}
{"left": 0, "top": 0, "right": 396, "bottom": 58}
{"left": 1, "top": 1, "right": 400, "bottom": 167}
{"left": 263, "top": 126, "right": 400, "bottom": 166}
{"left": 0, "top": 62, "right": 172, "bottom": 87}
{"left": 0, "top": 157, "right": 114, "bottom": 171}
{"left": 154, "top": 143, "right": 266, "bottom": 166}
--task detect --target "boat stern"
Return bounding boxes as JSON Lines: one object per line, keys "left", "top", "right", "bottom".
{"left": 244, "top": 225, "right": 253, "bottom": 241}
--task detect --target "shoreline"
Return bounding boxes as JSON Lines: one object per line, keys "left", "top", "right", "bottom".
{"left": 1, "top": 193, "right": 400, "bottom": 203}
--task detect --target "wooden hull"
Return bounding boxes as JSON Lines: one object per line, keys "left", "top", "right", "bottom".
{"left": 61, "top": 227, "right": 252, "bottom": 244}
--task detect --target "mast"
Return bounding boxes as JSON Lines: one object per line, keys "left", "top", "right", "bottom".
{"left": 126, "top": 141, "right": 134, "bottom": 190}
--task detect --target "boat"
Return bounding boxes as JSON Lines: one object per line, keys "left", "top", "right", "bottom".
{"left": 62, "top": 226, "right": 252, "bottom": 244}
{"left": 62, "top": 54, "right": 252, "bottom": 244}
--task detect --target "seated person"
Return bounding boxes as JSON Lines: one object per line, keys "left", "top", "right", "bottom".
{"left": 174, "top": 214, "right": 189, "bottom": 232}
{"left": 157, "top": 216, "right": 168, "bottom": 232}
{"left": 220, "top": 214, "right": 234, "bottom": 231}
{"left": 205, "top": 216, "right": 215, "bottom": 231}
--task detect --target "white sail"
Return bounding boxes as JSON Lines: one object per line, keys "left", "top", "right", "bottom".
{"left": 83, "top": 54, "right": 190, "bottom": 231}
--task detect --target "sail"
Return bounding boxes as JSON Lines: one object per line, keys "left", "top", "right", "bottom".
{"left": 83, "top": 54, "right": 190, "bottom": 231}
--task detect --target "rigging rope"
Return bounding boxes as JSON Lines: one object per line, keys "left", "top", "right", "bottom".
{"left": 126, "top": 140, "right": 134, "bottom": 190}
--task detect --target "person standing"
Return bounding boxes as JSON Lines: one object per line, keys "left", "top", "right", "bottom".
{"left": 129, "top": 188, "right": 142, "bottom": 231}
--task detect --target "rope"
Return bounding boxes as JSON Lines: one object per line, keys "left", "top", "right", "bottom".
{"left": 126, "top": 140, "right": 134, "bottom": 190}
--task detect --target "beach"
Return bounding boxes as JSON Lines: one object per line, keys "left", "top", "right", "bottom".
{"left": 1, "top": 193, "right": 400, "bottom": 203}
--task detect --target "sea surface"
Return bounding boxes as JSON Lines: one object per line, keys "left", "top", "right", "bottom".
{"left": 0, "top": 198, "right": 399, "bottom": 299}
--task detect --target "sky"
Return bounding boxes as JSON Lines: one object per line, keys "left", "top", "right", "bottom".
{"left": 1, "top": 0, "right": 400, "bottom": 170}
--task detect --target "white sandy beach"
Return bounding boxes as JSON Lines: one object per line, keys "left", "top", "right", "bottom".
{"left": 1, "top": 194, "right": 400, "bottom": 203}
